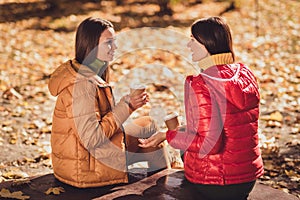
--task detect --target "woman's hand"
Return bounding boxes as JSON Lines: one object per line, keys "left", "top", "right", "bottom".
{"left": 129, "top": 92, "right": 149, "bottom": 111}
{"left": 138, "top": 131, "right": 166, "bottom": 148}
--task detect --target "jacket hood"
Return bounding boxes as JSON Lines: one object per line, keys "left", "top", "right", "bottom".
{"left": 225, "top": 64, "right": 260, "bottom": 110}
{"left": 201, "top": 63, "right": 259, "bottom": 110}
{"left": 48, "top": 59, "right": 108, "bottom": 97}
{"left": 48, "top": 60, "right": 75, "bottom": 96}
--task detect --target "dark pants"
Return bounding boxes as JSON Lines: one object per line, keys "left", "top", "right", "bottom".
{"left": 190, "top": 180, "right": 256, "bottom": 200}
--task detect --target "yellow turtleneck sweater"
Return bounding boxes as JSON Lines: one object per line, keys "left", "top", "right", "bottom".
{"left": 88, "top": 58, "right": 107, "bottom": 75}
{"left": 198, "top": 53, "right": 234, "bottom": 71}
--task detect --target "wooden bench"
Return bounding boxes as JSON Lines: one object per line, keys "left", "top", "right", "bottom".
{"left": 0, "top": 169, "right": 297, "bottom": 200}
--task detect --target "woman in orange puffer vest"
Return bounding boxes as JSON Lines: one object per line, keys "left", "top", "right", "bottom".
{"left": 48, "top": 17, "right": 169, "bottom": 188}
{"left": 139, "top": 16, "right": 264, "bottom": 200}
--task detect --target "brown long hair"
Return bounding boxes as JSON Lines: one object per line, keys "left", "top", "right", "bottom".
{"left": 191, "top": 16, "right": 235, "bottom": 61}
{"left": 75, "top": 17, "right": 113, "bottom": 82}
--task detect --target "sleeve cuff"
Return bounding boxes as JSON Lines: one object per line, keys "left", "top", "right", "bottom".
{"left": 112, "top": 100, "right": 131, "bottom": 127}
{"left": 166, "top": 129, "right": 177, "bottom": 143}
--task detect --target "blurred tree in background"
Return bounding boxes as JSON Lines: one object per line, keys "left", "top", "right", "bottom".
{"left": 46, "top": 0, "right": 239, "bottom": 16}
{"left": 0, "top": 0, "right": 241, "bottom": 23}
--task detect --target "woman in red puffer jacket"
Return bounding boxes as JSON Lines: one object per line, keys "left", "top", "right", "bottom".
{"left": 139, "top": 16, "right": 264, "bottom": 200}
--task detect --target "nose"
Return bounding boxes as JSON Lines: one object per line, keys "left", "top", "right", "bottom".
{"left": 187, "top": 40, "right": 191, "bottom": 48}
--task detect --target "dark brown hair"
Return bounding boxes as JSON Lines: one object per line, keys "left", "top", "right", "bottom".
{"left": 75, "top": 17, "right": 113, "bottom": 81}
{"left": 191, "top": 16, "right": 235, "bottom": 61}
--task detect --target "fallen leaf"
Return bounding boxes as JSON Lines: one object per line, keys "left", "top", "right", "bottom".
{"left": 45, "top": 187, "right": 65, "bottom": 195}
{"left": 2, "top": 87, "right": 23, "bottom": 100}
{"left": 270, "top": 111, "right": 283, "bottom": 122}
{"left": 266, "top": 120, "right": 282, "bottom": 128}
{"left": 41, "top": 126, "right": 51, "bottom": 133}
{"left": 284, "top": 170, "right": 298, "bottom": 177}
{"left": 0, "top": 188, "right": 30, "bottom": 200}
{"left": 260, "top": 111, "right": 283, "bottom": 122}
{"left": 171, "top": 161, "right": 184, "bottom": 169}
{"left": 2, "top": 171, "right": 29, "bottom": 179}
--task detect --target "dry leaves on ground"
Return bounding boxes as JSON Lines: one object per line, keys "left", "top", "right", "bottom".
{"left": 44, "top": 186, "right": 65, "bottom": 195}
{"left": 0, "top": 188, "right": 30, "bottom": 200}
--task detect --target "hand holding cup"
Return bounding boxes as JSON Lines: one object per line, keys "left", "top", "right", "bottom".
{"left": 128, "top": 84, "right": 148, "bottom": 110}
{"left": 164, "top": 112, "right": 179, "bottom": 130}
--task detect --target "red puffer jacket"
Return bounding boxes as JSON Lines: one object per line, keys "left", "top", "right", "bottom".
{"left": 166, "top": 53, "right": 264, "bottom": 185}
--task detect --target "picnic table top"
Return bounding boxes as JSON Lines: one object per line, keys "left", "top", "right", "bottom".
{"left": 0, "top": 169, "right": 298, "bottom": 200}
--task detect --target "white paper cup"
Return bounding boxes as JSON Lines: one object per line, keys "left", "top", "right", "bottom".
{"left": 130, "top": 84, "right": 146, "bottom": 96}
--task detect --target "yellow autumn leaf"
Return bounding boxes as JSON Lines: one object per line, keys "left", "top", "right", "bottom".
{"left": 0, "top": 188, "right": 30, "bottom": 200}
{"left": 2, "top": 171, "right": 29, "bottom": 179}
{"left": 260, "top": 111, "right": 283, "bottom": 122}
{"left": 45, "top": 187, "right": 65, "bottom": 195}
{"left": 284, "top": 169, "right": 298, "bottom": 177}
{"left": 269, "top": 111, "right": 283, "bottom": 122}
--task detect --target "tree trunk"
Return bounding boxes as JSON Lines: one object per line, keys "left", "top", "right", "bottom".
{"left": 116, "top": 0, "right": 122, "bottom": 5}
{"left": 157, "top": 0, "right": 173, "bottom": 16}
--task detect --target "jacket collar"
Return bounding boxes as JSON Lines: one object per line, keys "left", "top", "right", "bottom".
{"left": 71, "top": 59, "right": 110, "bottom": 88}
{"left": 198, "top": 53, "right": 234, "bottom": 71}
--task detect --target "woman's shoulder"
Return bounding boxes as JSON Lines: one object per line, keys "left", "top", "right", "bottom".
{"left": 49, "top": 59, "right": 98, "bottom": 97}
{"left": 185, "top": 74, "right": 209, "bottom": 93}
{"left": 218, "top": 63, "right": 243, "bottom": 77}
{"left": 185, "top": 74, "right": 206, "bottom": 83}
